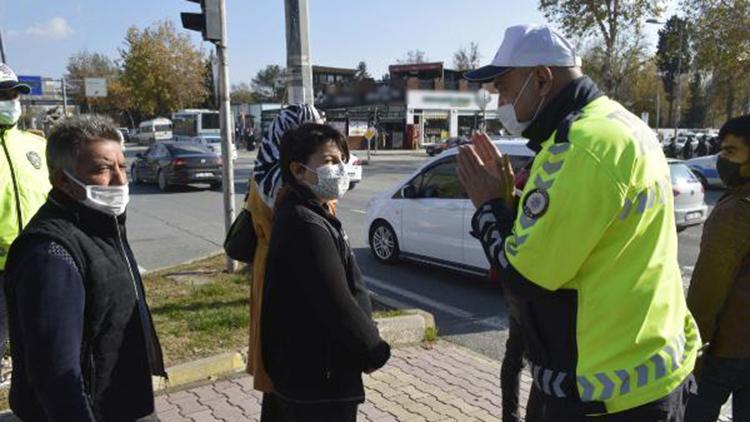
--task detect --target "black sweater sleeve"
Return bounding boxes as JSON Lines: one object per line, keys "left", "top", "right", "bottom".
{"left": 12, "top": 240, "right": 95, "bottom": 421}
{"left": 291, "top": 220, "right": 389, "bottom": 370}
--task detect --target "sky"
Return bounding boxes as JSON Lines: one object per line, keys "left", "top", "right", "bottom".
{"left": 0, "top": 0, "right": 677, "bottom": 86}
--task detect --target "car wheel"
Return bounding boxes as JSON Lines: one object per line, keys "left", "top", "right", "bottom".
{"left": 158, "top": 170, "right": 171, "bottom": 192}
{"left": 369, "top": 220, "right": 400, "bottom": 264}
{"left": 210, "top": 181, "right": 222, "bottom": 190}
{"left": 348, "top": 182, "right": 358, "bottom": 191}
{"left": 130, "top": 165, "right": 140, "bottom": 185}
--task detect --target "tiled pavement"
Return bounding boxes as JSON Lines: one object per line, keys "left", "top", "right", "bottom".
{"left": 156, "top": 340, "right": 733, "bottom": 422}
{"left": 157, "top": 341, "right": 529, "bottom": 422}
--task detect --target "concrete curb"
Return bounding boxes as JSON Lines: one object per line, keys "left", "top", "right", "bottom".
{"left": 153, "top": 352, "right": 246, "bottom": 392}
{"left": 370, "top": 290, "right": 437, "bottom": 345}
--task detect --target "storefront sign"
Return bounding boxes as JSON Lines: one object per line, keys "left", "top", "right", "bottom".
{"left": 348, "top": 121, "right": 368, "bottom": 137}
{"left": 407, "top": 90, "right": 499, "bottom": 112}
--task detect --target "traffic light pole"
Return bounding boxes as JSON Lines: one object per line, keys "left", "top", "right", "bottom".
{"left": 216, "top": 0, "right": 236, "bottom": 273}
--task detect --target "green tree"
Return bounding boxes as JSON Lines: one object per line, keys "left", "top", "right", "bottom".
{"left": 655, "top": 15, "right": 692, "bottom": 128}
{"left": 354, "top": 61, "right": 371, "bottom": 80}
{"left": 251, "top": 64, "right": 286, "bottom": 102}
{"left": 452, "top": 42, "right": 481, "bottom": 71}
{"left": 65, "top": 51, "right": 125, "bottom": 115}
{"left": 683, "top": 0, "right": 750, "bottom": 122}
{"left": 231, "top": 82, "right": 256, "bottom": 104}
{"left": 120, "top": 20, "right": 208, "bottom": 119}
{"left": 683, "top": 71, "right": 708, "bottom": 128}
{"left": 538, "top": 0, "right": 664, "bottom": 97}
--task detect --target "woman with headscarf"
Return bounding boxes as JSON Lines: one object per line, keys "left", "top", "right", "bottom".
{"left": 245, "top": 104, "right": 324, "bottom": 421}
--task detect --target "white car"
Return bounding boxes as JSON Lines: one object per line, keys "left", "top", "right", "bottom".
{"left": 186, "top": 135, "right": 238, "bottom": 160}
{"left": 669, "top": 159, "right": 708, "bottom": 230}
{"left": 346, "top": 152, "right": 363, "bottom": 190}
{"left": 687, "top": 154, "right": 725, "bottom": 188}
{"left": 365, "top": 140, "right": 534, "bottom": 275}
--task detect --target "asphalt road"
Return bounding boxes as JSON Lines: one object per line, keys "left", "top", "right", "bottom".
{"left": 124, "top": 144, "right": 721, "bottom": 361}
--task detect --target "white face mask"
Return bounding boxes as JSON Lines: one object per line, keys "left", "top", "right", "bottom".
{"left": 0, "top": 98, "right": 22, "bottom": 126}
{"left": 64, "top": 170, "right": 130, "bottom": 216}
{"left": 303, "top": 163, "right": 350, "bottom": 201}
{"left": 497, "top": 72, "right": 546, "bottom": 136}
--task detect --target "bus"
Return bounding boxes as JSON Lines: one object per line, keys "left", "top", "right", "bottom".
{"left": 172, "top": 109, "right": 221, "bottom": 142}
{"left": 136, "top": 117, "right": 172, "bottom": 145}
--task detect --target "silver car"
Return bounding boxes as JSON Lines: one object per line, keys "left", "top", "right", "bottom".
{"left": 669, "top": 159, "right": 708, "bottom": 231}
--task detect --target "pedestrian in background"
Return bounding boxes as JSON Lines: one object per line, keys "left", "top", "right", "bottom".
{"left": 244, "top": 104, "right": 326, "bottom": 421}
{"left": 261, "top": 123, "right": 390, "bottom": 422}
{"left": 459, "top": 24, "right": 698, "bottom": 420}
{"left": 0, "top": 63, "right": 52, "bottom": 379}
{"left": 3, "top": 115, "right": 165, "bottom": 421}
{"left": 685, "top": 115, "right": 750, "bottom": 422}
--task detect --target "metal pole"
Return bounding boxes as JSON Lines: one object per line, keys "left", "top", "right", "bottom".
{"left": 656, "top": 89, "right": 660, "bottom": 131}
{"left": 284, "top": 0, "right": 314, "bottom": 104}
{"left": 0, "top": 28, "right": 6, "bottom": 63}
{"left": 366, "top": 108, "right": 371, "bottom": 162}
{"left": 216, "top": 0, "right": 236, "bottom": 272}
{"left": 61, "top": 78, "right": 69, "bottom": 117}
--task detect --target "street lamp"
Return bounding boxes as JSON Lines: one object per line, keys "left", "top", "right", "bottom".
{"left": 647, "top": 18, "right": 684, "bottom": 140}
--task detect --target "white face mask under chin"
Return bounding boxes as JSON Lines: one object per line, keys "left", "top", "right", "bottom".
{"left": 497, "top": 73, "right": 546, "bottom": 136}
{"left": 64, "top": 171, "right": 130, "bottom": 216}
{"left": 303, "top": 163, "right": 350, "bottom": 201}
{"left": 0, "top": 99, "right": 22, "bottom": 126}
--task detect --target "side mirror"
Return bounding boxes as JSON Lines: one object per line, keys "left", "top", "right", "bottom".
{"left": 402, "top": 184, "right": 418, "bottom": 199}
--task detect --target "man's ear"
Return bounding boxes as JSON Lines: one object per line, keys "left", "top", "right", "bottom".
{"left": 534, "top": 66, "right": 554, "bottom": 97}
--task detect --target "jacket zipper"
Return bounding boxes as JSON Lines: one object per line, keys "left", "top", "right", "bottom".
{"left": 1, "top": 130, "right": 24, "bottom": 233}
{"left": 114, "top": 217, "right": 140, "bottom": 300}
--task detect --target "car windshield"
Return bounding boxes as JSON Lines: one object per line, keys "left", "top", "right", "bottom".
{"left": 167, "top": 144, "right": 211, "bottom": 155}
{"left": 204, "top": 137, "right": 222, "bottom": 144}
{"left": 201, "top": 113, "right": 220, "bottom": 130}
{"left": 669, "top": 163, "right": 698, "bottom": 184}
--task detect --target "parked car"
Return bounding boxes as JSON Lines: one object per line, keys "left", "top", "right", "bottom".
{"left": 687, "top": 154, "right": 725, "bottom": 189}
{"left": 365, "top": 140, "right": 533, "bottom": 275}
{"left": 425, "top": 136, "right": 471, "bottom": 157}
{"left": 669, "top": 159, "right": 708, "bottom": 231}
{"left": 346, "top": 152, "right": 363, "bottom": 190}
{"left": 117, "top": 127, "right": 131, "bottom": 143}
{"left": 130, "top": 142, "right": 223, "bottom": 192}
{"left": 180, "top": 134, "right": 238, "bottom": 160}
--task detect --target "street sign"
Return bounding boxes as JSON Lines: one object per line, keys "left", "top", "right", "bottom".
{"left": 364, "top": 127, "right": 377, "bottom": 141}
{"left": 84, "top": 77, "right": 107, "bottom": 98}
{"left": 17, "top": 75, "right": 43, "bottom": 96}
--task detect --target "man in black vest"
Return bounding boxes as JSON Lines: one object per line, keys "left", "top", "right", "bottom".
{"left": 3, "top": 115, "right": 165, "bottom": 421}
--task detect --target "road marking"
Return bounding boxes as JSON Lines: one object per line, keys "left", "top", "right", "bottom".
{"left": 138, "top": 265, "right": 148, "bottom": 275}
{"left": 350, "top": 209, "right": 367, "bottom": 214}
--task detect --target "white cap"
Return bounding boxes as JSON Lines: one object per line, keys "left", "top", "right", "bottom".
{"left": 464, "top": 24, "right": 582, "bottom": 82}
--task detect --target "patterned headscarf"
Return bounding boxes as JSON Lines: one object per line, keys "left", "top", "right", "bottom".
{"left": 252, "top": 104, "right": 323, "bottom": 207}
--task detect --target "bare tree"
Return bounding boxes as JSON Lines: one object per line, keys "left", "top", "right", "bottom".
{"left": 453, "top": 42, "right": 481, "bottom": 70}
{"left": 397, "top": 50, "right": 428, "bottom": 64}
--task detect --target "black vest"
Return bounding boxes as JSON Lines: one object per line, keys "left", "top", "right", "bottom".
{"left": 5, "top": 190, "right": 166, "bottom": 421}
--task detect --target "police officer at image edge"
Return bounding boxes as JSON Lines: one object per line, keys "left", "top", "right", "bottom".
{"left": 0, "top": 62, "right": 52, "bottom": 373}
{"left": 459, "top": 24, "right": 699, "bottom": 421}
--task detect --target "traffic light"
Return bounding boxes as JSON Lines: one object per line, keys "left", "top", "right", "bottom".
{"left": 181, "top": 0, "right": 222, "bottom": 43}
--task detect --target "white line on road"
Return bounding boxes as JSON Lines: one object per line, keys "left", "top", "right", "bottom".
{"left": 350, "top": 209, "right": 367, "bottom": 214}
{"left": 364, "top": 275, "right": 504, "bottom": 330}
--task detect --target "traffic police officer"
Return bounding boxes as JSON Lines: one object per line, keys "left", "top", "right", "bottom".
{"left": 458, "top": 25, "right": 698, "bottom": 421}
{"left": 0, "top": 63, "right": 52, "bottom": 365}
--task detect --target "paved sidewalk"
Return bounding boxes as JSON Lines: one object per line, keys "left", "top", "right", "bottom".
{"left": 157, "top": 341, "right": 530, "bottom": 422}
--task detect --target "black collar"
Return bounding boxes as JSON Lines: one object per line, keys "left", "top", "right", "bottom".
{"left": 287, "top": 183, "right": 340, "bottom": 228}
{"left": 522, "top": 76, "right": 604, "bottom": 152}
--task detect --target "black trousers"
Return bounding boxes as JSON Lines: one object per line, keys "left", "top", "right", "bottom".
{"left": 527, "top": 375, "right": 695, "bottom": 422}
{"left": 685, "top": 356, "right": 750, "bottom": 422}
{"left": 269, "top": 395, "right": 359, "bottom": 422}
{"left": 501, "top": 316, "right": 525, "bottom": 422}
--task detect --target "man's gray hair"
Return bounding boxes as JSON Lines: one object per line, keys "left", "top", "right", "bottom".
{"left": 46, "top": 114, "right": 121, "bottom": 175}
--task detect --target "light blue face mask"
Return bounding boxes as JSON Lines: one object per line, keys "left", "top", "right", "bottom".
{"left": 64, "top": 170, "right": 130, "bottom": 216}
{"left": 0, "top": 99, "right": 21, "bottom": 126}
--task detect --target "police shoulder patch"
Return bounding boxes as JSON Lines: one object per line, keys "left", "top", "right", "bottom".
{"left": 26, "top": 151, "right": 42, "bottom": 170}
{"left": 522, "top": 189, "right": 550, "bottom": 219}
